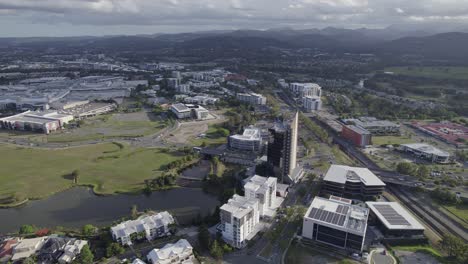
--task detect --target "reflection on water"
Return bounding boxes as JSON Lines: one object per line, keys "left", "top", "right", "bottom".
{"left": 0, "top": 187, "right": 219, "bottom": 234}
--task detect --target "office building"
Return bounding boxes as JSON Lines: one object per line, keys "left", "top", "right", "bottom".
{"left": 290, "top": 83, "right": 322, "bottom": 97}
{"left": 111, "top": 212, "right": 175, "bottom": 245}
{"left": 322, "top": 165, "right": 386, "bottom": 200}
{"left": 267, "top": 112, "right": 299, "bottom": 183}
{"left": 303, "top": 96, "right": 322, "bottom": 112}
{"left": 342, "top": 117, "right": 400, "bottom": 136}
{"left": 228, "top": 126, "right": 262, "bottom": 152}
{"left": 302, "top": 196, "right": 369, "bottom": 252}
{"left": 366, "top": 202, "right": 425, "bottom": 237}
{"left": 170, "top": 103, "right": 209, "bottom": 120}
{"left": 244, "top": 175, "right": 277, "bottom": 216}
{"left": 219, "top": 194, "right": 260, "bottom": 248}
{"left": 171, "top": 71, "right": 181, "bottom": 79}
{"left": 146, "top": 239, "right": 194, "bottom": 264}
{"left": 236, "top": 93, "right": 267, "bottom": 105}
{"left": 400, "top": 143, "right": 451, "bottom": 164}
{"left": 341, "top": 125, "right": 372, "bottom": 147}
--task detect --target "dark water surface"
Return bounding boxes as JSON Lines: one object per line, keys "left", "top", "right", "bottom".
{"left": 0, "top": 187, "right": 219, "bottom": 234}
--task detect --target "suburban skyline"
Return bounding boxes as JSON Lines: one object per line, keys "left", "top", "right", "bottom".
{"left": 1, "top": 0, "right": 468, "bottom": 37}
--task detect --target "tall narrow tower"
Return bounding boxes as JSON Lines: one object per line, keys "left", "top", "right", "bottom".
{"left": 267, "top": 112, "right": 299, "bottom": 183}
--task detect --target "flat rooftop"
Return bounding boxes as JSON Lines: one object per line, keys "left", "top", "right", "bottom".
{"left": 402, "top": 143, "right": 450, "bottom": 157}
{"left": 366, "top": 202, "right": 425, "bottom": 231}
{"left": 305, "top": 196, "right": 369, "bottom": 235}
{"left": 345, "top": 125, "right": 371, "bottom": 135}
{"left": 221, "top": 194, "right": 258, "bottom": 219}
{"left": 324, "top": 165, "right": 386, "bottom": 186}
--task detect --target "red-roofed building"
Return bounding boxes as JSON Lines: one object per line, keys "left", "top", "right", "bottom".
{"left": 0, "top": 238, "right": 19, "bottom": 258}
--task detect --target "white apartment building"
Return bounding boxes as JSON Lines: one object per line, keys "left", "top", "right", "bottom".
{"left": 236, "top": 92, "right": 267, "bottom": 105}
{"left": 111, "top": 212, "right": 175, "bottom": 245}
{"left": 220, "top": 195, "right": 260, "bottom": 248}
{"left": 146, "top": 239, "right": 194, "bottom": 264}
{"left": 244, "top": 175, "right": 277, "bottom": 216}
{"left": 303, "top": 96, "right": 322, "bottom": 112}
{"left": 228, "top": 126, "right": 262, "bottom": 152}
{"left": 168, "top": 78, "right": 180, "bottom": 89}
{"left": 184, "top": 95, "right": 218, "bottom": 105}
{"left": 176, "top": 84, "right": 190, "bottom": 94}
{"left": 290, "top": 83, "right": 322, "bottom": 97}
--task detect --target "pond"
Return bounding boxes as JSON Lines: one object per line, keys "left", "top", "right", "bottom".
{"left": 0, "top": 187, "right": 219, "bottom": 234}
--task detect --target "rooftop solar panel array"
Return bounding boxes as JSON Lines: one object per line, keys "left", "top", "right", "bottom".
{"left": 309, "top": 207, "right": 347, "bottom": 226}
{"left": 373, "top": 204, "right": 410, "bottom": 226}
{"left": 336, "top": 205, "right": 349, "bottom": 215}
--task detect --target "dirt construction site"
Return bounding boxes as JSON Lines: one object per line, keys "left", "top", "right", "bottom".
{"left": 166, "top": 112, "right": 226, "bottom": 144}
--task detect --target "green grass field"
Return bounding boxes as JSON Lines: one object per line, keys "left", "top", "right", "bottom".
{"left": 372, "top": 135, "right": 415, "bottom": 146}
{"left": 442, "top": 204, "right": 468, "bottom": 227}
{"left": 190, "top": 124, "right": 228, "bottom": 147}
{"left": 385, "top": 66, "right": 468, "bottom": 80}
{"left": 0, "top": 143, "right": 183, "bottom": 205}
{"left": 26, "top": 113, "right": 167, "bottom": 143}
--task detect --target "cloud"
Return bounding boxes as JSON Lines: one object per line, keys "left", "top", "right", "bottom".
{"left": 1, "top": 0, "right": 468, "bottom": 36}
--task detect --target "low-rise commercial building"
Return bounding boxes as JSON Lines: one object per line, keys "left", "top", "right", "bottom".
{"left": 244, "top": 175, "right": 277, "bottom": 217}
{"left": 228, "top": 126, "right": 262, "bottom": 152}
{"left": 170, "top": 103, "right": 209, "bottom": 120}
{"left": 302, "top": 96, "right": 322, "bottom": 112}
{"left": 111, "top": 212, "right": 175, "bottom": 246}
{"left": 0, "top": 110, "right": 74, "bottom": 134}
{"left": 302, "top": 196, "right": 369, "bottom": 252}
{"left": 342, "top": 117, "right": 400, "bottom": 136}
{"left": 366, "top": 202, "right": 425, "bottom": 237}
{"left": 146, "top": 239, "right": 194, "bottom": 264}
{"left": 341, "top": 125, "right": 372, "bottom": 147}
{"left": 236, "top": 93, "right": 267, "bottom": 105}
{"left": 322, "top": 165, "right": 386, "bottom": 200}
{"left": 220, "top": 194, "right": 260, "bottom": 248}
{"left": 400, "top": 143, "right": 451, "bottom": 164}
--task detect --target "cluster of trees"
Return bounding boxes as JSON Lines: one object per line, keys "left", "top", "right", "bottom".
{"left": 396, "top": 162, "right": 430, "bottom": 179}
{"left": 198, "top": 225, "right": 232, "bottom": 261}
{"left": 144, "top": 173, "right": 177, "bottom": 191}
{"left": 440, "top": 234, "right": 468, "bottom": 263}
{"left": 223, "top": 106, "right": 256, "bottom": 134}
{"left": 299, "top": 113, "right": 329, "bottom": 142}
{"left": 430, "top": 188, "right": 460, "bottom": 205}
{"left": 106, "top": 242, "right": 125, "bottom": 258}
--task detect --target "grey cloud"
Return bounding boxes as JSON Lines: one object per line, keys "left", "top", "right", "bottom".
{"left": 1, "top": 0, "right": 468, "bottom": 36}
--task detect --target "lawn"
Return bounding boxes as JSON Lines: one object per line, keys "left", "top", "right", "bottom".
{"left": 441, "top": 204, "right": 468, "bottom": 228}
{"left": 0, "top": 142, "right": 183, "bottom": 205}
{"left": 372, "top": 135, "right": 414, "bottom": 146}
{"left": 30, "top": 113, "right": 166, "bottom": 143}
{"left": 190, "top": 124, "right": 228, "bottom": 147}
{"left": 385, "top": 66, "right": 468, "bottom": 80}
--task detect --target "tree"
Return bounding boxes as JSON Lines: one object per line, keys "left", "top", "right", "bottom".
{"left": 131, "top": 205, "right": 138, "bottom": 219}
{"left": 23, "top": 257, "right": 35, "bottom": 264}
{"left": 198, "top": 225, "right": 211, "bottom": 250}
{"left": 417, "top": 165, "right": 430, "bottom": 179}
{"left": 210, "top": 240, "right": 224, "bottom": 260}
{"left": 106, "top": 243, "right": 125, "bottom": 257}
{"left": 19, "top": 224, "right": 35, "bottom": 234}
{"left": 71, "top": 169, "right": 80, "bottom": 184}
{"left": 440, "top": 234, "right": 466, "bottom": 259}
{"left": 75, "top": 244, "right": 93, "bottom": 264}
{"left": 82, "top": 224, "right": 97, "bottom": 236}
{"left": 396, "top": 162, "right": 416, "bottom": 176}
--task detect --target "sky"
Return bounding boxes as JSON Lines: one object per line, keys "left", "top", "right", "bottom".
{"left": 1, "top": 0, "right": 468, "bottom": 37}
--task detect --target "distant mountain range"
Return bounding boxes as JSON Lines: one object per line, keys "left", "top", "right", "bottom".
{"left": 2, "top": 27, "right": 468, "bottom": 62}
